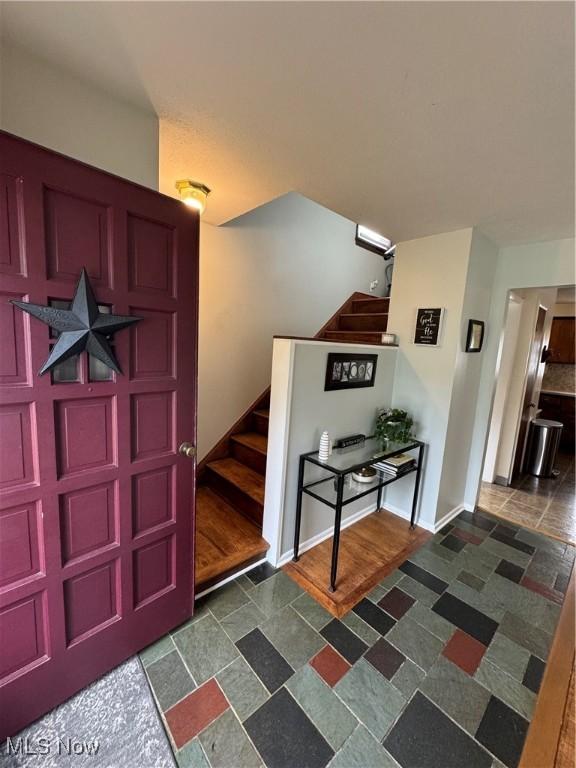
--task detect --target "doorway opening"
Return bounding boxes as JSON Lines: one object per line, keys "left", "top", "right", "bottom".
{"left": 479, "top": 285, "right": 575, "bottom": 544}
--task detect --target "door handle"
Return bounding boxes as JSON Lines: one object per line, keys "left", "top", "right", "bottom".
{"left": 179, "top": 442, "right": 196, "bottom": 459}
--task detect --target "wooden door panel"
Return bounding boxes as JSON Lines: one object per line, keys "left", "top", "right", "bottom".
{"left": 0, "top": 592, "right": 48, "bottom": 681}
{"left": 130, "top": 308, "right": 175, "bottom": 379}
{"left": 44, "top": 187, "right": 111, "bottom": 286}
{"left": 55, "top": 395, "right": 116, "bottom": 477}
{"left": 0, "top": 293, "right": 30, "bottom": 386}
{"left": 0, "top": 173, "right": 26, "bottom": 277}
{"left": 0, "top": 131, "right": 198, "bottom": 737}
{"left": 549, "top": 317, "right": 575, "bottom": 364}
{"left": 128, "top": 214, "right": 175, "bottom": 297}
{"left": 132, "top": 391, "right": 174, "bottom": 460}
{"left": 132, "top": 466, "right": 174, "bottom": 535}
{"left": 0, "top": 502, "right": 42, "bottom": 588}
{"left": 133, "top": 534, "right": 174, "bottom": 607}
{"left": 60, "top": 481, "right": 117, "bottom": 563}
{"left": 64, "top": 558, "right": 120, "bottom": 644}
{"left": 0, "top": 402, "right": 37, "bottom": 490}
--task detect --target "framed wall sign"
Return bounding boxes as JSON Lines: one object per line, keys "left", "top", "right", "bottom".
{"left": 325, "top": 353, "right": 378, "bottom": 391}
{"left": 414, "top": 307, "right": 444, "bottom": 346}
{"left": 466, "top": 319, "right": 485, "bottom": 352}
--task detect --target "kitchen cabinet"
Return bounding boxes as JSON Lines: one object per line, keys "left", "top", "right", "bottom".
{"left": 539, "top": 392, "right": 575, "bottom": 451}
{"left": 547, "top": 317, "right": 575, "bottom": 364}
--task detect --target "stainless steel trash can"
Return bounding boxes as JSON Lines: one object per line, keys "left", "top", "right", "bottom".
{"left": 526, "top": 418, "right": 563, "bottom": 478}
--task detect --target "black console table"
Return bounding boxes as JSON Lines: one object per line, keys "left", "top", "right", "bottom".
{"left": 292, "top": 436, "right": 425, "bottom": 592}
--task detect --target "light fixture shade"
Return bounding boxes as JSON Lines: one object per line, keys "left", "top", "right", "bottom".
{"left": 175, "top": 179, "right": 211, "bottom": 214}
{"left": 356, "top": 225, "right": 391, "bottom": 251}
{"left": 355, "top": 225, "right": 395, "bottom": 259}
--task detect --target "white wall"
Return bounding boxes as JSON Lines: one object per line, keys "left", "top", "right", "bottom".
{"left": 437, "top": 230, "right": 498, "bottom": 519}
{"left": 552, "top": 302, "right": 575, "bottom": 316}
{"left": 383, "top": 228, "right": 475, "bottom": 529}
{"left": 0, "top": 43, "right": 159, "bottom": 189}
{"left": 380, "top": 234, "right": 574, "bottom": 526}
{"left": 465, "top": 238, "right": 576, "bottom": 505}
{"left": 266, "top": 233, "right": 573, "bottom": 545}
{"left": 198, "top": 193, "right": 387, "bottom": 458}
{"left": 264, "top": 339, "right": 398, "bottom": 564}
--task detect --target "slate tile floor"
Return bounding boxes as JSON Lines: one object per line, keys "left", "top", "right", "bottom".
{"left": 140, "top": 509, "right": 575, "bottom": 768}
{"left": 479, "top": 451, "right": 575, "bottom": 544}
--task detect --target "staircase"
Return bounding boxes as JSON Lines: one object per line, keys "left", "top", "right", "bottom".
{"left": 318, "top": 295, "right": 389, "bottom": 344}
{"left": 195, "top": 292, "right": 392, "bottom": 591}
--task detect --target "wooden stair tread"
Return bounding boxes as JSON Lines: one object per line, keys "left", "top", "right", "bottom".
{"left": 351, "top": 297, "right": 390, "bottom": 313}
{"left": 338, "top": 312, "right": 389, "bottom": 332}
{"left": 231, "top": 432, "right": 268, "bottom": 455}
{"left": 206, "top": 458, "right": 266, "bottom": 504}
{"left": 340, "top": 313, "right": 388, "bottom": 321}
{"left": 195, "top": 487, "right": 268, "bottom": 590}
{"left": 253, "top": 409, "right": 269, "bottom": 419}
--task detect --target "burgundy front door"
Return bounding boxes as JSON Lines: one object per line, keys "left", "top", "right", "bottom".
{"left": 0, "top": 131, "right": 198, "bottom": 737}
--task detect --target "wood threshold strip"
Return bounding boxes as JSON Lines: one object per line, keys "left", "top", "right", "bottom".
{"left": 519, "top": 562, "right": 575, "bottom": 768}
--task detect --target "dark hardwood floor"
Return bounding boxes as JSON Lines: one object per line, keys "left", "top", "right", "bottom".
{"left": 195, "top": 487, "right": 268, "bottom": 593}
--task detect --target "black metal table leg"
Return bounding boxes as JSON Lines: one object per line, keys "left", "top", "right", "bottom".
{"left": 293, "top": 455, "right": 306, "bottom": 561}
{"left": 377, "top": 482, "right": 383, "bottom": 512}
{"left": 329, "top": 474, "right": 344, "bottom": 592}
{"left": 410, "top": 444, "right": 424, "bottom": 528}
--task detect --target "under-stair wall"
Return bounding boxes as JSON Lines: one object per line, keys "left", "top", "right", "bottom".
{"left": 198, "top": 192, "right": 390, "bottom": 459}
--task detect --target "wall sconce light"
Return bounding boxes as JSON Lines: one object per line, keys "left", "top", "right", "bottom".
{"left": 175, "top": 179, "right": 211, "bottom": 215}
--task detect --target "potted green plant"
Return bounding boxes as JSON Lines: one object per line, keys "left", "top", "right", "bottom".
{"left": 375, "top": 408, "right": 414, "bottom": 445}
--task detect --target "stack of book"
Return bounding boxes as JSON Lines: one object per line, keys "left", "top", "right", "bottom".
{"left": 373, "top": 453, "right": 415, "bottom": 478}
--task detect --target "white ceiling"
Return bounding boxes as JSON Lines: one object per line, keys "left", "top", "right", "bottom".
{"left": 1, "top": 1, "right": 574, "bottom": 245}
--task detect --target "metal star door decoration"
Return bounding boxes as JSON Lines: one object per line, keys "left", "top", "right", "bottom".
{"left": 12, "top": 269, "right": 142, "bottom": 376}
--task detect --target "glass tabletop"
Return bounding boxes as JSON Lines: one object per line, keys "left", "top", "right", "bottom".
{"left": 304, "top": 436, "right": 422, "bottom": 474}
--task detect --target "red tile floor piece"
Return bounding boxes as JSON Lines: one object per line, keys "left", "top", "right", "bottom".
{"left": 165, "top": 678, "right": 229, "bottom": 748}
{"left": 309, "top": 644, "right": 351, "bottom": 687}
{"left": 442, "top": 629, "right": 486, "bottom": 675}
{"left": 451, "top": 527, "right": 484, "bottom": 546}
{"left": 378, "top": 587, "right": 416, "bottom": 620}
{"left": 520, "top": 575, "right": 564, "bottom": 606}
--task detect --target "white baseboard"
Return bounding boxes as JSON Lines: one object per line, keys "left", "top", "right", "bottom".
{"left": 273, "top": 500, "right": 475, "bottom": 570}
{"left": 433, "top": 503, "right": 474, "bottom": 532}
{"left": 275, "top": 503, "right": 376, "bottom": 568}
{"left": 380, "top": 501, "right": 435, "bottom": 532}
{"left": 195, "top": 557, "right": 268, "bottom": 600}
{"left": 382, "top": 501, "right": 473, "bottom": 534}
